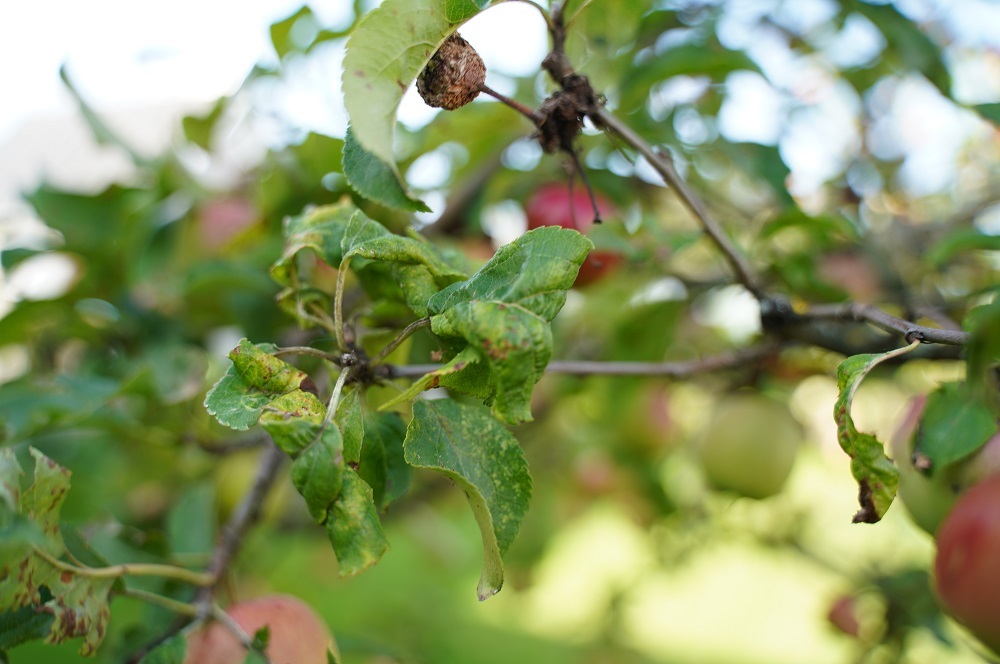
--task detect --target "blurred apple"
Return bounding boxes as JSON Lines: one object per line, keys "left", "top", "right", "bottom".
{"left": 696, "top": 393, "right": 803, "bottom": 500}
{"left": 934, "top": 475, "right": 1000, "bottom": 656}
{"left": 185, "top": 595, "right": 337, "bottom": 664}
{"left": 524, "top": 183, "right": 622, "bottom": 287}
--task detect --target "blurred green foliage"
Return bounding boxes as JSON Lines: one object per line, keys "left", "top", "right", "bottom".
{"left": 2, "top": 0, "right": 998, "bottom": 662}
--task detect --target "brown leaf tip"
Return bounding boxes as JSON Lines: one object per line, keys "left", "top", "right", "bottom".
{"left": 417, "top": 33, "right": 486, "bottom": 110}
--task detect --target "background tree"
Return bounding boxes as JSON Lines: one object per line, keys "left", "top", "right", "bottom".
{"left": 1, "top": 1, "right": 999, "bottom": 663}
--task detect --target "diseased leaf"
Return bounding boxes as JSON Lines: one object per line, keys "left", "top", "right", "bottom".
{"left": 204, "top": 340, "right": 311, "bottom": 431}
{"left": 433, "top": 301, "right": 552, "bottom": 424}
{"left": 428, "top": 227, "right": 592, "bottom": 322}
{"left": 405, "top": 399, "right": 531, "bottom": 600}
{"left": 411, "top": 227, "right": 591, "bottom": 423}
{"left": 916, "top": 383, "right": 997, "bottom": 471}
{"left": 834, "top": 344, "right": 919, "bottom": 523}
{"left": 291, "top": 427, "right": 345, "bottom": 524}
{"left": 0, "top": 449, "right": 113, "bottom": 657}
{"left": 271, "top": 203, "right": 357, "bottom": 287}
{"left": 258, "top": 391, "right": 328, "bottom": 455}
{"left": 326, "top": 471, "right": 388, "bottom": 575}
{"left": 340, "top": 208, "right": 465, "bottom": 287}
{"left": 379, "top": 346, "right": 481, "bottom": 410}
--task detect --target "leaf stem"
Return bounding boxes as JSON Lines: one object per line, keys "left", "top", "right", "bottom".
{"left": 273, "top": 346, "right": 343, "bottom": 363}
{"left": 118, "top": 588, "right": 201, "bottom": 617}
{"left": 334, "top": 258, "right": 351, "bottom": 351}
{"left": 591, "top": 104, "right": 763, "bottom": 297}
{"left": 323, "top": 366, "right": 352, "bottom": 427}
{"left": 370, "top": 317, "right": 431, "bottom": 367}
{"left": 32, "top": 547, "right": 215, "bottom": 586}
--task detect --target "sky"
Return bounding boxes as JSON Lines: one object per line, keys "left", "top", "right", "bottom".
{"left": 0, "top": 0, "right": 997, "bottom": 224}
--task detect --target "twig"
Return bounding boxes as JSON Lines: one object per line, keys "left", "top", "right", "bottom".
{"left": 479, "top": 85, "right": 544, "bottom": 124}
{"left": 32, "top": 547, "right": 214, "bottom": 586}
{"left": 199, "top": 442, "right": 287, "bottom": 596}
{"left": 386, "top": 342, "right": 778, "bottom": 379}
{"left": 591, "top": 105, "right": 763, "bottom": 297}
{"left": 800, "top": 302, "right": 969, "bottom": 346}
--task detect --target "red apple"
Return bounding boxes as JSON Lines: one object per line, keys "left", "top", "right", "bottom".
{"left": 934, "top": 475, "right": 1000, "bottom": 655}
{"left": 524, "top": 183, "right": 622, "bottom": 287}
{"left": 185, "top": 595, "right": 337, "bottom": 664}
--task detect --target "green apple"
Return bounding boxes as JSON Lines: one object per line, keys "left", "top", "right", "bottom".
{"left": 696, "top": 393, "right": 803, "bottom": 500}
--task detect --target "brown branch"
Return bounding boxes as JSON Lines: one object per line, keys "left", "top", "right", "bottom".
{"left": 799, "top": 302, "right": 969, "bottom": 346}
{"left": 198, "top": 442, "right": 287, "bottom": 598}
{"left": 385, "top": 342, "right": 779, "bottom": 379}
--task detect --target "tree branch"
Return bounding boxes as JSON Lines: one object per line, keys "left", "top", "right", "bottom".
{"left": 198, "top": 442, "right": 287, "bottom": 597}
{"left": 798, "top": 301, "right": 969, "bottom": 346}
{"left": 591, "top": 105, "right": 762, "bottom": 297}
{"left": 386, "top": 342, "right": 778, "bottom": 379}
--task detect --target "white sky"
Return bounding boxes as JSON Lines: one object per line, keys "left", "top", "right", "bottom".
{"left": 0, "top": 0, "right": 996, "bottom": 207}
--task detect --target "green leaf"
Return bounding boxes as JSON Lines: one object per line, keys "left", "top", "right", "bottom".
{"left": 271, "top": 6, "right": 313, "bottom": 59}
{"left": 850, "top": 2, "right": 951, "bottom": 96}
{"left": 363, "top": 412, "right": 412, "bottom": 508}
{"left": 974, "top": 103, "right": 1000, "bottom": 125}
{"left": 343, "top": 126, "right": 430, "bottom": 212}
{"left": 204, "top": 339, "right": 311, "bottom": 431}
{"left": 341, "top": 0, "right": 502, "bottom": 209}
{"left": 620, "top": 42, "right": 760, "bottom": 112}
{"left": 271, "top": 202, "right": 357, "bottom": 287}
{"left": 964, "top": 300, "right": 1000, "bottom": 404}
{"left": 325, "top": 471, "right": 389, "bottom": 575}
{"left": 336, "top": 390, "right": 365, "bottom": 465}
{"left": 927, "top": 228, "right": 1000, "bottom": 268}
{"left": 0, "top": 449, "right": 22, "bottom": 512}
{"left": 138, "top": 633, "right": 187, "bottom": 664}
{"left": 405, "top": 399, "right": 532, "bottom": 600}
{"left": 182, "top": 98, "right": 226, "bottom": 150}
{"left": 428, "top": 227, "right": 593, "bottom": 322}
{"left": 291, "top": 427, "right": 346, "bottom": 524}
{"left": 272, "top": 203, "right": 465, "bottom": 316}
{"left": 0, "top": 588, "right": 54, "bottom": 652}
{"left": 834, "top": 345, "right": 919, "bottom": 523}
{"left": 916, "top": 383, "right": 997, "bottom": 471}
